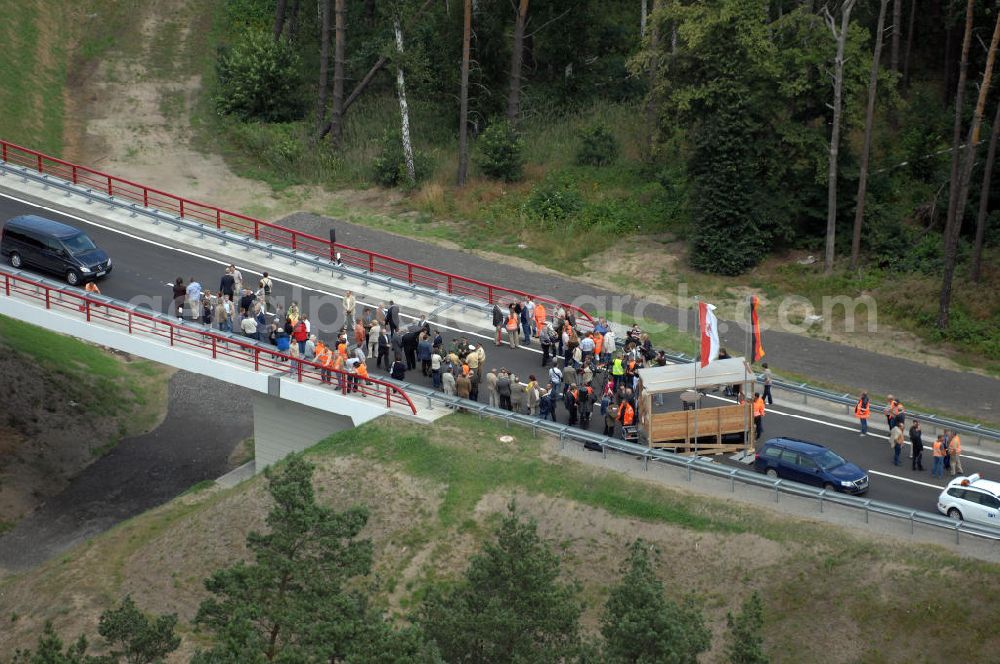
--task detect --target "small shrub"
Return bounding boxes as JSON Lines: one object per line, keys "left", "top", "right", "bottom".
{"left": 576, "top": 124, "right": 619, "bottom": 166}
{"left": 476, "top": 120, "right": 524, "bottom": 181}
{"left": 215, "top": 30, "right": 305, "bottom": 122}
{"left": 371, "top": 132, "right": 432, "bottom": 188}
{"left": 523, "top": 183, "right": 584, "bottom": 225}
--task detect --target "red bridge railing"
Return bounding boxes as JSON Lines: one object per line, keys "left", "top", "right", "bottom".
{"left": 0, "top": 269, "right": 417, "bottom": 415}
{"left": 0, "top": 140, "right": 593, "bottom": 325}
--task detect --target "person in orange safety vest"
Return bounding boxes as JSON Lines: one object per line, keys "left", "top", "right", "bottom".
{"left": 854, "top": 391, "right": 871, "bottom": 436}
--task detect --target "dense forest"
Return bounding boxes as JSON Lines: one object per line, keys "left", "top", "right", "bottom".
{"left": 210, "top": 0, "right": 1000, "bottom": 347}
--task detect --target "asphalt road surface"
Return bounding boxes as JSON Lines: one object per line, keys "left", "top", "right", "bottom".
{"left": 1, "top": 194, "right": 997, "bottom": 518}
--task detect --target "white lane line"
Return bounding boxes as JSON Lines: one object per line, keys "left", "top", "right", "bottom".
{"left": 0, "top": 191, "right": 544, "bottom": 351}
{"left": 867, "top": 470, "right": 943, "bottom": 490}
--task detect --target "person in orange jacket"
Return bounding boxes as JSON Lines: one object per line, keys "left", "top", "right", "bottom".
{"left": 854, "top": 391, "right": 871, "bottom": 436}
{"left": 533, "top": 302, "right": 547, "bottom": 336}
{"left": 753, "top": 392, "right": 766, "bottom": 440}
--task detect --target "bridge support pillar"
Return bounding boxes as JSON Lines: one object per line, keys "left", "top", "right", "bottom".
{"left": 252, "top": 392, "right": 357, "bottom": 471}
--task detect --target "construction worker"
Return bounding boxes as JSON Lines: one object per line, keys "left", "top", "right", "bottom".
{"left": 505, "top": 308, "right": 520, "bottom": 349}
{"left": 854, "top": 391, "right": 871, "bottom": 436}
{"left": 356, "top": 361, "right": 370, "bottom": 395}
{"left": 318, "top": 345, "right": 334, "bottom": 384}
{"left": 533, "top": 302, "right": 547, "bottom": 336}
{"left": 616, "top": 398, "right": 635, "bottom": 438}
{"left": 80, "top": 281, "right": 101, "bottom": 313}
{"left": 752, "top": 392, "right": 766, "bottom": 441}
{"left": 931, "top": 435, "right": 946, "bottom": 479}
{"left": 611, "top": 355, "right": 625, "bottom": 391}
{"left": 948, "top": 432, "right": 964, "bottom": 476}
{"left": 884, "top": 395, "right": 897, "bottom": 429}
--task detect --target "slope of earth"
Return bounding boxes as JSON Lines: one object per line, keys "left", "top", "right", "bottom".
{"left": 1, "top": 414, "right": 997, "bottom": 663}
{"left": 0, "top": 315, "right": 172, "bottom": 531}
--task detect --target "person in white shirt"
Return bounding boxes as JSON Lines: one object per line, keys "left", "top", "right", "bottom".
{"left": 343, "top": 291, "right": 356, "bottom": 329}
{"left": 602, "top": 328, "right": 616, "bottom": 363}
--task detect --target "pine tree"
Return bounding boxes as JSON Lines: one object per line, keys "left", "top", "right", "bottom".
{"left": 192, "top": 454, "right": 375, "bottom": 662}
{"left": 420, "top": 502, "right": 583, "bottom": 663}
{"left": 600, "top": 540, "right": 710, "bottom": 664}
{"left": 97, "top": 596, "right": 180, "bottom": 664}
{"left": 725, "top": 592, "right": 769, "bottom": 664}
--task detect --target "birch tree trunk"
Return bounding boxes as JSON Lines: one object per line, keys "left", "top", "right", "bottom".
{"left": 506, "top": 0, "right": 530, "bottom": 124}
{"left": 940, "top": 12, "right": 1000, "bottom": 325}
{"left": 457, "top": 0, "right": 472, "bottom": 186}
{"left": 314, "top": 0, "right": 331, "bottom": 141}
{"left": 329, "top": 0, "right": 347, "bottom": 147}
{"left": 641, "top": 0, "right": 647, "bottom": 38}
{"left": 394, "top": 18, "right": 416, "bottom": 185}
{"left": 823, "top": 0, "right": 856, "bottom": 275}
{"left": 938, "top": 0, "right": 976, "bottom": 328}
{"left": 850, "top": 0, "right": 889, "bottom": 270}
{"left": 318, "top": 0, "right": 437, "bottom": 140}
{"left": 971, "top": 100, "right": 1000, "bottom": 282}
{"left": 890, "top": 0, "right": 901, "bottom": 72}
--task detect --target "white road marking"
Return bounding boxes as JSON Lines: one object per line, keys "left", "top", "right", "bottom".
{"left": 867, "top": 470, "right": 943, "bottom": 490}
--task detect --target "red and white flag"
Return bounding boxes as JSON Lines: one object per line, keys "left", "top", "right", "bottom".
{"left": 699, "top": 301, "right": 719, "bottom": 368}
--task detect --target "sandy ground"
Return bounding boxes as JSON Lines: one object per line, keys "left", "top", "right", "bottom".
{"left": 6, "top": 414, "right": 992, "bottom": 662}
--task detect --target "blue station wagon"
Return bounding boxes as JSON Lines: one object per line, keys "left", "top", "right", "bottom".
{"left": 754, "top": 438, "right": 869, "bottom": 495}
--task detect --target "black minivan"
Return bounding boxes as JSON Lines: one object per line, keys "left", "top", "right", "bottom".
{"left": 1, "top": 215, "right": 111, "bottom": 286}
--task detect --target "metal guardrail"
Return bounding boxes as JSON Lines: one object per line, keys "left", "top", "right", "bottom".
{"left": 650, "top": 348, "right": 1000, "bottom": 446}
{"left": 0, "top": 267, "right": 418, "bottom": 414}
{"left": 0, "top": 160, "right": 497, "bottom": 315}
{"left": 0, "top": 139, "right": 593, "bottom": 325}
{"left": 3, "top": 156, "right": 998, "bottom": 448}
{"left": 399, "top": 384, "right": 1000, "bottom": 546}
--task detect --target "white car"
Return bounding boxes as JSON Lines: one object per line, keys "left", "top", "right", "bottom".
{"left": 937, "top": 474, "right": 1000, "bottom": 526}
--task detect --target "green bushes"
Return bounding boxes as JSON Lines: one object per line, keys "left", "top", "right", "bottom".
{"left": 576, "top": 124, "right": 619, "bottom": 166}
{"left": 519, "top": 173, "right": 652, "bottom": 234}
{"left": 371, "top": 131, "right": 432, "bottom": 188}
{"left": 215, "top": 31, "right": 304, "bottom": 122}
{"left": 524, "top": 183, "right": 585, "bottom": 223}
{"left": 476, "top": 120, "right": 524, "bottom": 181}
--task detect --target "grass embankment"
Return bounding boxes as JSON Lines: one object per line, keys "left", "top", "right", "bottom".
{"left": 3, "top": 413, "right": 999, "bottom": 661}
{"left": 0, "top": 0, "right": 71, "bottom": 154}
{"left": 0, "top": 0, "right": 146, "bottom": 154}
{"left": 0, "top": 315, "right": 169, "bottom": 436}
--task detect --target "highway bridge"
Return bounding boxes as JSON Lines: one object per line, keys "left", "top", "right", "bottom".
{"left": 2, "top": 143, "right": 1000, "bottom": 520}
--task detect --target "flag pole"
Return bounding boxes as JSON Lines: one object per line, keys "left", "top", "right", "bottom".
{"left": 693, "top": 354, "right": 699, "bottom": 457}
{"left": 744, "top": 294, "right": 751, "bottom": 363}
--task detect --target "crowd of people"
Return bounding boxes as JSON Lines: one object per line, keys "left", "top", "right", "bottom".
{"left": 166, "top": 268, "right": 693, "bottom": 438}
{"left": 855, "top": 393, "right": 964, "bottom": 478}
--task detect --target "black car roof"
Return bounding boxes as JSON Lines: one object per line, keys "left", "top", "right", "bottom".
{"left": 5, "top": 215, "right": 82, "bottom": 238}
